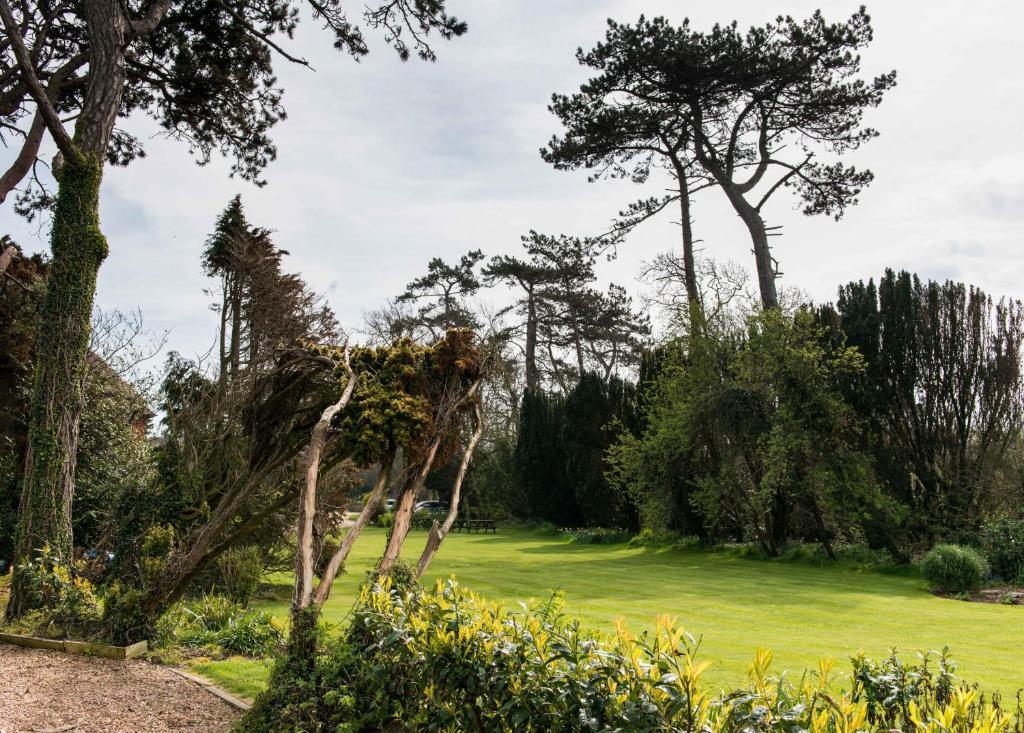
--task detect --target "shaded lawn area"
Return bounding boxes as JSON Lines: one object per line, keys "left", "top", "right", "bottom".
{"left": 191, "top": 527, "right": 1024, "bottom": 699}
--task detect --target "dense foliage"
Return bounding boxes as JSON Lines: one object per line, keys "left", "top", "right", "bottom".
{"left": 608, "top": 309, "right": 893, "bottom": 557}
{"left": 825, "top": 271, "right": 1024, "bottom": 548}
{"left": 514, "top": 373, "right": 641, "bottom": 528}
{"left": 238, "top": 576, "right": 1021, "bottom": 733}
{"left": 921, "top": 545, "right": 990, "bottom": 594}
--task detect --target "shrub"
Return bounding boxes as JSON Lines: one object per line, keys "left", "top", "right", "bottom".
{"left": 921, "top": 544, "right": 989, "bottom": 593}
{"left": 239, "top": 577, "right": 1019, "bottom": 733}
{"left": 979, "top": 514, "right": 1024, "bottom": 584}
{"left": 560, "top": 526, "right": 631, "bottom": 544}
{"left": 852, "top": 648, "right": 956, "bottom": 727}
{"left": 15, "top": 545, "right": 101, "bottom": 638}
{"left": 164, "top": 594, "right": 285, "bottom": 657}
{"left": 375, "top": 511, "right": 394, "bottom": 529}
{"left": 628, "top": 528, "right": 702, "bottom": 549}
{"left": 215, "top": 545, "right": 263, "bottom": 605}
{"left": 411, "top": 508, "right": 446, "bottom": 531}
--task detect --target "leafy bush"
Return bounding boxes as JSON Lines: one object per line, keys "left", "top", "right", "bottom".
{"left": 14, "top": 545, "right": 101, "bottom": 638}
{"left": 979, "top": 514, "right": 1024, "bottom": 584}
{"left": 240, "top": 578, "right": 1019, "bottom": 733}
{"left": 627, "top": 528, "right": 703, "bottom": 549}
{"left": 161, "top": 594, "right": 285, "bottom": 657}
{"left": 851, "top": 648, "right": 956, "bottom": 727}
{"left": 215, "top": 545, "right": 263, "bottom": 605}
{"left": 375, "top": 511, "right": 394, "bottom": 529}
{"left": 921, "top": 544, "right": 990, "bottom": 593}
{"left": 559, "top": 526, "right": 631, "bottom": 544}
{"left": 411, "top": 508, "right": 446, "bottom": 531}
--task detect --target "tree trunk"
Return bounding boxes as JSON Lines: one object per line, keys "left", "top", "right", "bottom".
{"left": 415, "top": 404, "right": 484, "bottom": 578}
{"left": 724, "top": 187, "right": 779, "bottom": 310}
{"left": 379, "top": 438, "right": 441, "bottom": 574}
{"left": 0, "top": 245, "right": 16, "bottom": 276}
{"left": 294, "top": 364, "right": 357, "bottom": 613}
{"left": 525, "top": 287, "right": 539, "bottom": 392}
{"left": 312, "top": 454, "right": 394, "bottom": 606}
{"left": 7, "top": 154, "right": 107, "bottom": 618}
{"left": 6, "top": 1, "right": 128, "bottom": 619}
{"left": 670, "top": 157, "right": 703, "bottom": 323}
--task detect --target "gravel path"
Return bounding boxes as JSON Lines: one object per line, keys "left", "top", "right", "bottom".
{"left": 0, "top": 645, "right": 238, "bottom": 733}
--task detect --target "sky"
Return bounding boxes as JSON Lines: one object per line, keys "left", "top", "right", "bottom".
{"left": 5, "top": 0, "right": 1024, "bottom": 360}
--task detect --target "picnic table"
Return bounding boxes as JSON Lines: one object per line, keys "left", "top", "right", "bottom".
{"left": 453, "top": 518, "right": 498, "bottom": 533}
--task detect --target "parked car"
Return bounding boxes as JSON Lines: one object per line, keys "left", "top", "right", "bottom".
{"left": 414, "top": 500, "right": 448, "bottom": 513}
{"left": 385, "top": 498, "right": 398, "bottom": 511}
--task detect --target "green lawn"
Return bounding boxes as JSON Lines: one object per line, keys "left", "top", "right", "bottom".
{"left": 191, "top": 527, "right": 1024, "bottom": 699}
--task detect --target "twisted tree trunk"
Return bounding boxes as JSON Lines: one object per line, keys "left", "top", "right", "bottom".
{"left": 415, "top": 403, "right": 484, "bottom": 578}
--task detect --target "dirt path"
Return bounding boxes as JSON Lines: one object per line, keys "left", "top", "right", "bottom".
{"left": 0, "top": 645, "right": 238, "bottom": 733}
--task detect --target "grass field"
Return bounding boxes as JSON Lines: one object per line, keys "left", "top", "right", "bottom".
{"left": 190, "top": 527, "right": 1024, "bottom": 700}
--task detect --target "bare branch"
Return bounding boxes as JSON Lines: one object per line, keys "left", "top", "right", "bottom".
{"left": 0, "top": 0, "right": 76, "bottom": 159}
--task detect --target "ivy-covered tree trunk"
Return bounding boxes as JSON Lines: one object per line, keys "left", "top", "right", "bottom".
{"left": 5, "top": 1, "right": 128, "bottom": 619}
{"left": 7, "top": 155, "right": 107, "bottom": 618}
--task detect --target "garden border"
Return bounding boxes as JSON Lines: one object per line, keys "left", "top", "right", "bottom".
{"left": 0, "top": 631, "right": 148, "bottom": 659}
{"left": 167, "top": 667, "right": 252, "bottom": 711}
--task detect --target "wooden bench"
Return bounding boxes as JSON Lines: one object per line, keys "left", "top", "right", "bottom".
{"left": 453, "top": 519, "right": 497, "bottom": 533}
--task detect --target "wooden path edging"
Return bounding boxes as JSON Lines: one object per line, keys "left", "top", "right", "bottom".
{"left": 168, "top": 667, "right": 252, "bottom": 712}
{"left": 0, "top": 631, "right": 147, "bottom": 659}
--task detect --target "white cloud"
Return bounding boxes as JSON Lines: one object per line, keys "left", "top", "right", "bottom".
{"left": 5, "top": 0, "right": 1023, "bottom": 358}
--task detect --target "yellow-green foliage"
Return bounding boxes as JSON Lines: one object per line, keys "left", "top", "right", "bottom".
{"left": 243, "top": 576, "right": 1020, "bottom": 732}
{"left": 311, "top": 329, "right": 481, "bottom": 467}
{"left": 11, "top": 544, "right": 101, "bottom": 638}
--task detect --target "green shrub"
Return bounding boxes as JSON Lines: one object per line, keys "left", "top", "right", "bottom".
{"left": 852, "top": 648, "right": 956, "bottom": 727}
{"left": 628, "top": 528, "right": 702, "bottom": 549}
{"left": 164, "top": 594, "right": 285, "bottom": 657}
{"left": 410, "top": 508, "right": 446, "bottom": 531}
{"left": 239, "top": 578, "right": 1018, "bottom": 733}
{"left": 979, "top": 514, "right": 1024, "bottom": 584}
{"left": 215, "top": 545, "right": 263, "bottom": 605}
{"left": 375, "top": 511, "right": 394, "bottom": 529}
{"left": 560, "top": 526, "right": 631, "bottom": 544}
{"left": 15, "top": 545, "right": 101, "bottom": 638}
{"left": 921, "top": 544, "right": 990, "bottom": 593}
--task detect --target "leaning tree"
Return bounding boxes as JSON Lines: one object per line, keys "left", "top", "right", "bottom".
{"left": 235, "top": 328, "right": 485, "bottom": 728}
{"left": 0, "top": 0, "right": 466, "bottom": 616}
{"left": 546, "top": 8, "right": 895, "bottom": 310}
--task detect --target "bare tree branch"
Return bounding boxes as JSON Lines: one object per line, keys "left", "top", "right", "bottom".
{"left": 0, "top": 0, "right": 76, "bottom": 159}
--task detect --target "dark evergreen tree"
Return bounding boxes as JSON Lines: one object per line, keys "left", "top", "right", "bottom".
{"left": 833, "top": 270, "right": 1024, "bottom": 546}
{"left": 514, "top": 389, "right": 578, "bottom": 526}
{"left": 563, "top": 373, "right": 641, "bottom": 530}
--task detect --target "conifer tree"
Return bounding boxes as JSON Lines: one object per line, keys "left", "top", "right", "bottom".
{"left": 545, "top": 8, "right": 895, "bottom": 310}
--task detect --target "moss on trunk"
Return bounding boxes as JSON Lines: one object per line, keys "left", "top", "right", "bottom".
{"left": 6, "top": 153, "right": 107, "bottom": 619}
